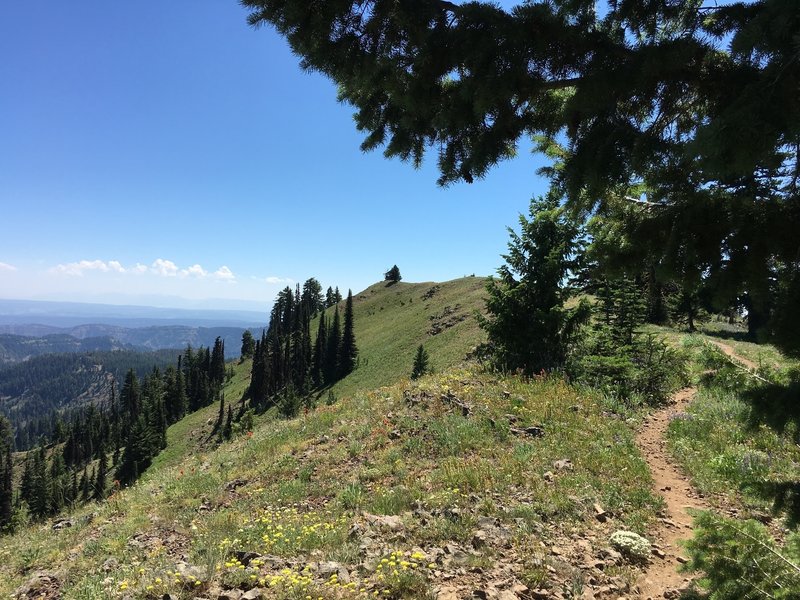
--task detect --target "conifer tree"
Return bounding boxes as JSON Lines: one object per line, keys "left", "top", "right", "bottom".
{"left": 384, "top": 265, "right": 402, "bottom": 283}
{"left": 49, "top": 453, "right": 66, "bottom": 513}
{"left": 94, "top": 444, "right": 108, "bottom": 500}
{"left": 120, "top": 369, "right": 141, "bottom": 419}
{"left": 325, "top": 306, "right": 341, "bottom": 384}
{"left": 223, "top": 406, "right": 233, "bottom": 441}
{"left": 339, "top": 290, "right": 358, "bottom": 377}
{"left": 70, "top": 469, "right": 78, "bottom": 506}
{"left": 240, "top": 330, "right": 256, "bottom": 359}
{"left": 302, "top": 277, "right": 324, "bottom": 316}
{"left": 411, "top": 345, "right": 430, "bottom": 380}
{"left": 80, "top": 467, "right": 90, "bottom": 502}
{"left": 25, "top": 446, "right": 51, "bottom": 518}
{"left": 479, "top": 193, "right": 591, "bottom": 375}
{"left": 0, "top": 417, "right": 12, "bottom": 528}
{"left": 215, "top": 394, "right": 226, "bottom": 440}
{"left": 325, "top": 286, "right": 335, "bottom": 308}
{"left": 211, "top": 337, "right": 226, "bottom": 384}
{"left": 312, "top": 312, "right": 327, "bottom": 388}
{"left": 596, "top": 276, "right": 647, "bottom": 346}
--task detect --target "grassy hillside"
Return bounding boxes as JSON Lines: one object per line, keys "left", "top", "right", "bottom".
{"left": 320, "top": 277, "right": 488, "bottom": 398}
{"left": 0, "top": 276, "right": 669, "bottom": 599}
{"left": 0, "top": 360, "right": 660, "bottom": 599}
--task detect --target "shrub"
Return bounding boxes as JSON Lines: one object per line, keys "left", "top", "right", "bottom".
{"left": 277, "top": 388, "right": 302, "bottom": 419}
{"left": 609, "top": 530, "right": 651, "bottom": 561}
{"left": 685, "top": 511, "right": 800, "bottom": 599}
{"left": 569, "top": 329, "right": 688, "bottom": 405}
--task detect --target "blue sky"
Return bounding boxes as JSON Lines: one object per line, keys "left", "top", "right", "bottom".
{"left": 0, "top": 1, "right": 548, "bottom": 311}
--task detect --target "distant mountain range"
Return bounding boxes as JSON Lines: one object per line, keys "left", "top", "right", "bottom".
{"left": 0, "top": 298, "right": 269, "bottom": 364}
{"left": 0, "top": 326, "right": 259, "bottom": 364}
{"left": 0, "top": 298, "right": 267, "bottom": 328}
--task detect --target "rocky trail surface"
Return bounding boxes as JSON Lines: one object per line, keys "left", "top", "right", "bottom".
{"left": 634, "top": 386, "right": 708, "bottom": 599}
{"left": 633, "top": 340, "right": 757, "bottom": 599}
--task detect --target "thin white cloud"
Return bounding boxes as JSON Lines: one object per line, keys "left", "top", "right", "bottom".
{"left": 48, "top": 258, "right": 238, "bottom": 283}
{"left": 0, "top": 262, "right": 17, "bottom": 272}
{"left": 264, "top": 276, "right": 293, "bottom": 284}
{"left": 53, "top": 259, "right": 118, "bottom": 276}
{"left": 213, "top": 266, "right": 236, "bottom": 281}
{"left": 151, "top": 258, "right": 179, "bottom": 277}
{"left": 181, "top": 264, "right": 208, "bottom": 278}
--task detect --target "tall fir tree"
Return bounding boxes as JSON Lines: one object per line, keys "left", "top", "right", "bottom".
{"left": 411, "top": 345, "right": 430, "bottom": 380}
{"left": 479, "top": 194, "right": 591, "bottom": 375}
{"left": 94, "top": 443, "right": 108, "bottom": 501}
{"left": 325, "top": 306, "right": 341, "bottom": 385}
{"left": 325, "top": 286, "right": 335, "bottom": 308}
{"left": 339, "top": 289, "right": 358, "bottom": 377}
{"left": 240, "top": 330, "right": 256, "bottom": 359}
{"left": 120, "top": 369, "right": 141, "bottom": 419}
{"left": 0, "top": 417, "right": 13, "bottom": 528}
{"left": 210, "top": 336, "right": 226, "bottom": 384}
{"left": 312, "top": 312, "right": 327, "bottom": 388}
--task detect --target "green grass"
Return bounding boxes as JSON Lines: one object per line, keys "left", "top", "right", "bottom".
{"left": 0, "top": 278, "right": 685, "bottom": 598}
{"left": 316, "top": 277, "right": 488, "bottom": 398}
{"left": 660, "top": 326, "right": 800, "bottom": 525}
{"left": 0, "top": 362, "right": 662, "bottom": 598}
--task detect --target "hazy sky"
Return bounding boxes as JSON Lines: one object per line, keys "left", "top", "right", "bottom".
{"left": 0, "top": 1, "right": 548, "bottom": 311}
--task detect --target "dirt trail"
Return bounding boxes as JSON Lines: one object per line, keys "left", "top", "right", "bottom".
{"left": 632, "top": 340, "right": 762, "bottom": 598}
{"left": 634, "top": 387, "right": 710, "bottom": 599}
{"left": 710, "top": 340, "right": 758, "bottom": 370}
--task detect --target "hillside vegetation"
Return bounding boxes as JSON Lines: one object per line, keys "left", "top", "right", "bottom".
{"left": 0, "top": 359, "right": 660, "bottom": 599}
{"left": 2, "top": 278, "right": 798, "bottom": 599}
{"left": 0, "top": 277, "right": 663, "bottom": 599}
{"left": 319, "top": 277, "right": 488, "bottom": 398}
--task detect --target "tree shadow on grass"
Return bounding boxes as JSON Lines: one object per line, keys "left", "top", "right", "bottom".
{"left": 742, "top": 380, "right": 800, "bottom": 439}
{"left": 698, "top": 327, "right": 750, "bottom": 344}
{"left": 741, "top": 379, "right": 800, "bottom": 526}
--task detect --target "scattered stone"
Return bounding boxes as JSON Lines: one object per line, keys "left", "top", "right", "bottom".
{"left": 651, "top": 548, "right": 666, "bottom": 559}
{"left": 364, "top": 512, "right": 404, "bottom": 532}
{"left": 440, "top": 391, "right": 472, "bottom": 416}
{"left": 543, "top": 471, "right": 554, "bottom": 482}
{"left": 477, "top": 516, "right": 499, "bottom": 529}
{"left": 102, "top": 558, "right": 119, "bottom": 572}
{"left": 241, "top": 589, "right": 264, "bottom": 600}
{"left": 445, "top": 507, "right": 463, "bottom": 520}
{"left": 553, "top": 459, "right": 573, "bottom": 471}
{"left": 14, "top": 571, "right": 61, "bottom": 599}
{"left": 233, "top": 551, "right": 261, "bottom": 566}
{"left": 52, "top": 518, "right": 73, "bottom": 530}
{"left": 316, "top": 561, "right": 350, "bottom": 583}
{"left": 175, "top": 561, "right": 204, "bottom": 581}
{"left": 436, "top": 586, "right": 460, "bottom": 600}
{"left": 510, "top": 425, "right": 545, "bottom": 438}
{"left": 511, "top": 584, "right": 529, "bottom": 595}
{"left": 224, "top": 478, "right": 248, "bottom": 491}
{"left": 472, "top": 530, "right": 489, "bottom": 549}
{"left": 592, "top": 503, "right": 608, "bottom": 522}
